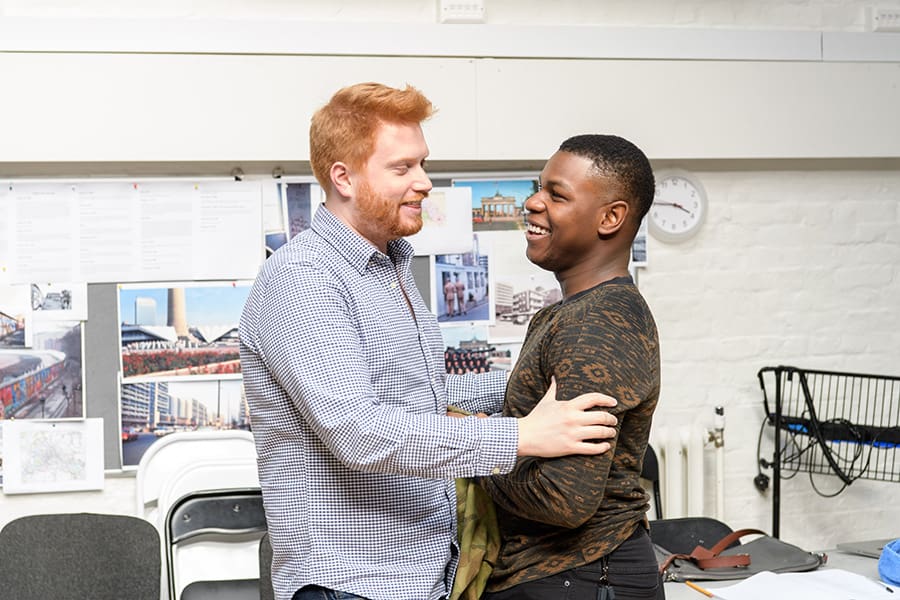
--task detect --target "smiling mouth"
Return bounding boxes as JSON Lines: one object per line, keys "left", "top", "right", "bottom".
{"left": 526, "top": 222, "right": 550, "bottom": 235}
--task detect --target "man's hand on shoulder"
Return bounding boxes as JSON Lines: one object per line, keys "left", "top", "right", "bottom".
{"left": 517, "top": 377, "right": 618, "bottom": 457}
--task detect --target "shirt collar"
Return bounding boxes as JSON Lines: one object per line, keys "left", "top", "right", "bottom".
{"left": 311, "top": 204, "right": 415, "bottom": 274}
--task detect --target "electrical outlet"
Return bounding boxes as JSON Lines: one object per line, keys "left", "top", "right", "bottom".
{"left": 869, "top": 6, "right": 900, "bottom": 32}
{"left": 438, "top": 0, "right": 485, "bottom": 24}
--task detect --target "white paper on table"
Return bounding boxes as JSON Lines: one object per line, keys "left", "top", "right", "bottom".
{"left": 711, "top": 569, "right": 897, "bottom": 600}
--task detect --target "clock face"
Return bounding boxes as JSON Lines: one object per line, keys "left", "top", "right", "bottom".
{"left": 649, "top": 171, "right": 707, "bottom": 243}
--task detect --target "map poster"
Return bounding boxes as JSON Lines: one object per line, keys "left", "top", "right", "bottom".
{"left": 1, "top": 418, "right": 104, "bottom": 494}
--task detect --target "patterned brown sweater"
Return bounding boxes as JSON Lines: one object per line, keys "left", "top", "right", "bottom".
{"left": 479, "top": 276, "right": 660, "bottom": 591}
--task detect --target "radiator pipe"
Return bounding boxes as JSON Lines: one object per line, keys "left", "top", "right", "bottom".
{"left": 710, "top": 405, "right": 726, "bottom": 521}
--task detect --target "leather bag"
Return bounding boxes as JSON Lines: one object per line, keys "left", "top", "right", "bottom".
{"left": 651, "top": 517, "right": 825, "bottom": 582}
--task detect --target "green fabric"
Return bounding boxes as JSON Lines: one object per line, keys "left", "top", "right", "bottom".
{"left": 451, "top": 476, "right": 501, "bottom": 600}
{"left": 447, "top": 405, "right": 501, "bottom": 600}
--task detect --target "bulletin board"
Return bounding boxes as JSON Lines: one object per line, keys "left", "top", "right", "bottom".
{"left": 1, "top": 171, "right": 646, "bottom": 477}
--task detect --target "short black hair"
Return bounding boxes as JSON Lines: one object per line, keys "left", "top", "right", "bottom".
{"left": 558, "top": 134, "right": 655, "bottom": 222}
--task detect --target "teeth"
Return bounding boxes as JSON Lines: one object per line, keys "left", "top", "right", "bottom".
{"left": 527, "top": 223, "right": 550, "bottom": 235}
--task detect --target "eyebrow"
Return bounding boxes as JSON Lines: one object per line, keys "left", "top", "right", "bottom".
{"left": 541, "top": 176, "right": 574, "bottom": 192}
{"left": 387, "top": 155, "right": 428, "bottom": 167}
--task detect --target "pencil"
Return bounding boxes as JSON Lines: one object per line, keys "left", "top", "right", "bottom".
{"left": 685, "top": 580, "right": 714, "bottom": 598}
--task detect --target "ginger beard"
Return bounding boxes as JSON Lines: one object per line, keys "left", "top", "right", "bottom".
{"left": 356, "top": 180, "right": 426, "bottom": 240}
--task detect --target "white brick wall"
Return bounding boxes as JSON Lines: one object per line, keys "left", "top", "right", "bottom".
{"left": 641, "top": 169, "right": 900, "bottom": 549}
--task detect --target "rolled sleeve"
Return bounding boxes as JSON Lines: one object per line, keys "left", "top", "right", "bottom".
{"left": 447, "top": 369, "right": 508, "bottom": 416}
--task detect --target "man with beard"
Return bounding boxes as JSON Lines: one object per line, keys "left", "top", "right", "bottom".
{"left": 239, "top": 82, "right": 622, "bottom": 600}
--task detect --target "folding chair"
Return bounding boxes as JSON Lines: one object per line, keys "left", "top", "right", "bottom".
{"left": 259, "top": 531, "right": 274, "bottom": 600}
{"left": 165, "top": 488, "right": 267, "bottom": 600}
{"left": 641, "top": 443, "right": 663, "bottom": 519}
{"left": 0, "top": 512, "right": 160, "bottom": 600}
{"left": 135, "top": 429, "right": 260, "bottom": 530}
{"left": 135, "top": 430, "right": 261, "bottom": 598}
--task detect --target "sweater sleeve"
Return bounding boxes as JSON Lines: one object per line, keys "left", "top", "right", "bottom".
{"left": 479, "top": 290, "right": 657, "bottom": 528}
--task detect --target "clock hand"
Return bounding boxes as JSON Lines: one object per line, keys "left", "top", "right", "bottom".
{"left": 654, "top": 201, "right": 692, "bottom": 214}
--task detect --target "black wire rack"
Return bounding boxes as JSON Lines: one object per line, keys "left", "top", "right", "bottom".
{"left": 757, "top": 365, "right": 900, "bottom": 537}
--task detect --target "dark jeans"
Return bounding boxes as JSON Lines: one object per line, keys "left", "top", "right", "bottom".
{"left": 483, "top": 527, "right": 665, "bottom": 600}
{"left": 292, "top": 585, "right": 369, "bottom": 600}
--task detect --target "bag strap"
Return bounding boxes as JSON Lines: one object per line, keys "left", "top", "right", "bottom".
{"left": 659, "top": 528, "right": 768, "bottom": 574}
{"left": 702, "top": 528, "right": 767, "bottom": 558}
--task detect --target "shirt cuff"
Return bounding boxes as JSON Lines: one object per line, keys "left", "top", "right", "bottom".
{"left": 473, "top": 415, "right": 518, "bottom": 475}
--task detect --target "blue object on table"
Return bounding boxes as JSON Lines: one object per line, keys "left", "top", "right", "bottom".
{"left": 879, "top": 538, "right": 900, "bottom": 586}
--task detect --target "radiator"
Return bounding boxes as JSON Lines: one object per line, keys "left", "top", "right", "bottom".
{"left": 650, "top": 420, "right": 724, "bottom": 520}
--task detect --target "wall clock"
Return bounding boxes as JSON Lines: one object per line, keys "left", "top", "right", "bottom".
{"left": 649, "top": 169, "right": 708, "bottom": 243}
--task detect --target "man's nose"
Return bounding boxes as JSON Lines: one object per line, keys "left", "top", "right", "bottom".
{"left": 523, "top": 191, "right": 544, "bottom": 212}
{"left": 412, "top": 166, "right": 432, "bottom": 194}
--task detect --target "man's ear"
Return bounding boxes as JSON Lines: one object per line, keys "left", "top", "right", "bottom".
{"left": 330, "top": 162, "right": 353, "bottom": 199}
{"left": 597, "top": 200, "right": 630, "bottom": 236}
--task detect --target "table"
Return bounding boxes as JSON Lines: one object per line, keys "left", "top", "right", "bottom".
{"left": 664, "top": 550, "right": 882, "bottom": 599}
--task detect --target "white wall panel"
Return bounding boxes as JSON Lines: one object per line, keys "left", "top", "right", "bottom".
{"left": 474, "top": 59, "right": 900, "bottom": 160}
{"left": 3, "top": 53, "right": 900, "bottom": 165}
{"left": 0, "top": 18, "right": 825, "bottom": 61}
{"left": 0, "top": 53, "right": 479, "bottom": 163}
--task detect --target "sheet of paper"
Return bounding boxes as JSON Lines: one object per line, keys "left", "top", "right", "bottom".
{"left": 8, "top": 182, "right": 79, "bottom": 283}
{"left": 0, "top": 183, "right": 10, "bottom": 283}
{"left": 406, "top": 186, "right": 474, "bottom": 255}
{"left": 711, "top": 569, "right": 897, "bottom": 600}
{"left": 3, "top": 179, "right": 263, "bottom": 284}
{"left": 2, "top": 418, "right": 104, "bottom": 494}
{"left": 76, "top": 181, "right": 141, "bottom": 282}
{"left": 191, "top": 180, "right": 263, "bottom": 280}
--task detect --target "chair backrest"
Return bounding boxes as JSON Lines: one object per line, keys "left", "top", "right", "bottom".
{"left": 649, "top": 516, "right": 740, "bottom": 555}
{"left": 136, "top": 431, "right": 261, "bottom": 600}
{"left": 641, "top": 443, "right": 663, "bottom": 519}
{"left": 0, "top": 512, "right": 160, "bottom": 600}
{"left": 135, "top": 430, "right": 260, "bottom": 531}
{"left": 166, "top": 488, "right": 267, "bottom": 600}
{"left": 259, "top": 531, "right": 274, "bottom": 600}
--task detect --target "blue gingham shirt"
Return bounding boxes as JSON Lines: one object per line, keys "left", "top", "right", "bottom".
{"left": 239, "top": 205, "right": 517, "bottom": 600}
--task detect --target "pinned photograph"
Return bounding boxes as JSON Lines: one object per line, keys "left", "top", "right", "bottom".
{"left": 118, "top": 281, "right": 251, "bottom": 380}
{"left": 452, "top": 177, "right": 538, "bottom": 232}
{"left": 476, "top": 231, "right": 561, "bottom": 343}
{"left": 264, "top": 179, "right": 323, "bottom": 256}
{"left": 631, "top": 216, "right": 648, "bottom": 267}
{"left": 0, "top": 320, "right": 84, "bottom": 420}
{"left": 30, "top": 281, "right": 88, "bottom": 321}
{"left": 0, "top": 284, "right": 30, "bottom": 348}
{"left": 440, "top": 324, "right": 514, "bottom": 375}
{"left": 432, "top": 234, "right": 493, "bottom": 326}
{"left": 119, "top": 377, "right": 249, "bottom": 467}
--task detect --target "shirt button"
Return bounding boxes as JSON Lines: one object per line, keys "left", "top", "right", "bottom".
{"left": 491, "top": 467, "right": 501, "bottom": 475}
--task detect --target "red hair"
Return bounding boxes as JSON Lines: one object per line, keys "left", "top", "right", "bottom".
{"left": 309, "top": 82, "right": 435, "bottom": 190}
